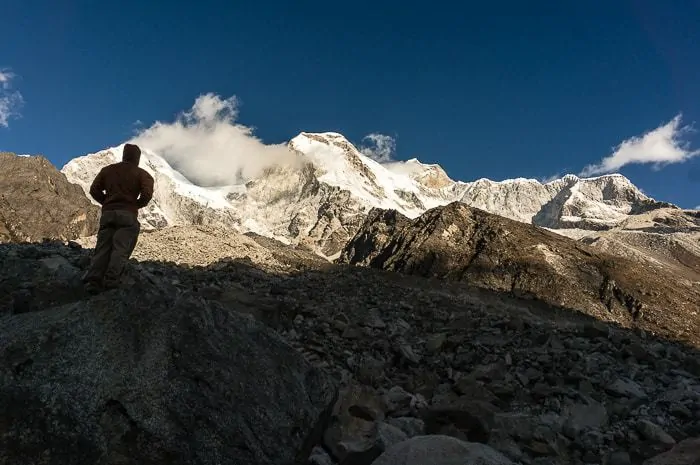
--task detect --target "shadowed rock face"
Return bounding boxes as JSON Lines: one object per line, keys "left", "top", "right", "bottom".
{"left": 339, "top": 202, "right": 700, "bottom": 348}
{"left": 1, "top": 236, "right": 700, "bottom": 465}
{"left": 0, "top": 276, "right": 337, "bottom": 465}
{"left": 0, "top": 152, "right": 100, "bottom": 243}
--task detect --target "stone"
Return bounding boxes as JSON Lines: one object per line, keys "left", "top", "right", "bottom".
{"left": 0, "top": 283, "right": 337, "bottom": 465}
{"left": 370, "top": 435, "right": 515, "bottom": 465}
{"left": 0, "top": 153, "right": 100, "bottom": 243}
{"left": 422, "top": 397, "right": 501, "bottom": 443}
{"left": 309, "top": 446, "right": 335, "bottom": 465}
{"left": 637, "top": 419, "right": 676, "bottom": 447}
{"left": 3, "top": 218, "right": 700, "bottom": 465}
{"left": 377, "top": 422, "right": 409, "bottom": 449}
{"left": 642, "top": 437, "right": 700, "bottom": 464}
{"left": 386, "top": 417, "right": 426, "bottom": 438}
{"left": 384, "top": 386, "right": 415, "bottom": 414}
{"left": 425, "top": 333, "right": 447, "bottom": 353}
{"left": 324, "top": 383, "right": 385, "bottom": 462}
{"left": 338, "top": 201, "right": 700, "bottom": 351}
{"left": 606, "top": 378, "right": 647, "bottom": 399}
{"left": 562, "top": 398, "right": 608, "bottom": 438}
{"left": 606, "top": 450, "right": 632, "bottom": 465}
{"left": 365, "top": 308, "right": 387, "bottom": 329}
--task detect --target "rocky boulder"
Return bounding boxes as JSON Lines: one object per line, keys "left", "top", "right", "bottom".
{"left": 369, "top": 435, "right": 514, "bottom": 465}
{"left": 643, "top": 437, "right": 700, "bottom": 464}
{"left": 0, "top": 153, "right": 99, "bottom": 243}
{"left": 0, "top": 279, "right": 337, "bottom": 465}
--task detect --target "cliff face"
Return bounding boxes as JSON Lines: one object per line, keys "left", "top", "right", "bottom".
{"left": 0, "top": 152, "right": 100, "bottom": 243}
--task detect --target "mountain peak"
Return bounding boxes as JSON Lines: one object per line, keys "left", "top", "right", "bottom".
{"left": 60, "top": 130, "right": 671, "bottom": 257}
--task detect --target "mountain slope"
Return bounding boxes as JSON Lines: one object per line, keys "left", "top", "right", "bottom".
{"left": 338, "top": 202, "right": 700, "bottom": 347}
{"left": 3, "top": 227, "right": 700, "bottom": 465}
{"left": 61, "top": 132, "right": 677, "bottom": 256}
{"left": 563, "top": 208, "right": 700, "bottom": 285}
{"left": 0, "top": 152, "right": 100, "bottom": 243}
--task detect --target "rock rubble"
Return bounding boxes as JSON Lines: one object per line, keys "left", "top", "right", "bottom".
{"left": 2, "top": 228, "right": 700, "bottom": 464}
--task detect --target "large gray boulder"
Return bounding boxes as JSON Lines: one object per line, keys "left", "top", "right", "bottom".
{"left": 0, "top": 281, "right": 337, "bottom": 465}
{"left": 370, "top": 435, "right": 514, "bottom": 465}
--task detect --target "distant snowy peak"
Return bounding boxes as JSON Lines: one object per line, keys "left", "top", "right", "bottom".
{"left": 287, "top": 131, "right": 452, "bottom": 214}
{"left": 383, "top": 158, "right": 455, "bottom": 189}
{"left": 62, "top": 145, "right": 236, "bottom": 229}
{"left": 457, "top": 171, "right": 653, "bottom": 227}
{"left": 61, "top": 131, "right": 672, "bottom": 257}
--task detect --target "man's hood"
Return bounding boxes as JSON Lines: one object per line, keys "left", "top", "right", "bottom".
{"left": 122, "top": 144, "right": 141, "bottom": 165}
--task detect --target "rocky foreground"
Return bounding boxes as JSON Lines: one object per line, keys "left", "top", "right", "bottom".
{"left": 2, "top": 228, "right": 700, "bottom": 464}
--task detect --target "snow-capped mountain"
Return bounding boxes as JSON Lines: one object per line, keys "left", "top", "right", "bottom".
{"left": 61, "top": 132, "right": 672, "bottom": 257}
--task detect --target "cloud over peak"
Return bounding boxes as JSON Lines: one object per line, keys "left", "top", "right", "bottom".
{"left": 0, "top": 69, "right": 24, "bottom": 128}
{"left": 581, "top": 114, "right": 700, "bottom": 176}
{"left": 130, "top": 93, "right": 298, "bottom": 186}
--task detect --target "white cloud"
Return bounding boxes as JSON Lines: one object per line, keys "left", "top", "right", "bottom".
{"left": 359, "top": 133, "right": 396, "bottom": 163}
{"left": 539, "top": 173, "right": 563, "bottom": 184}
{"left": 130, "top": 93, "right": 299, "bottom": 186}
{"left": 0, "top": 69, "right": 24, "bottom": 128}
{"left": 581, "top": 114, "right": 700, "bottom": 176}
{"left": 0, "top": 71, "right": 13, "bottom": 87}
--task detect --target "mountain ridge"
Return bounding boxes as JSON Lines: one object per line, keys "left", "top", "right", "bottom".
{"left": 60, "top": 131, "right": 682, "bottom": 257}
{"left": 338, "top": 201, "right": 700, "bottom": 347}
{"left": 3, "top": 145, "right": 700, "bottom": 464}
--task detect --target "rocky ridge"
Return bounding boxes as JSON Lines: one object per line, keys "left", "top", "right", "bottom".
{"left": 60, "top": 133, "right": 676, "bottom": 257}
{"left": 0, "top": 152, "right": 100, "bottom": 243}
{"left": 2, "top": 228, "right": 700, "bottom": 464}
{"left": 558, "top": 208, "right": 700, "bottom": 285}
{"left": 339, "top": 202, "right": 700, "bottom": 348}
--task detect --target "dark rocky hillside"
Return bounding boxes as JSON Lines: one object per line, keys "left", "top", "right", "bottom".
{"left": 338, "top": 203, "right": 700, "bottom": 348}
{"left": 2, "top": 235, "right": 700, "bottom": 464}
{"left": 0, "top": 152, "right": 99, "bottom": 243}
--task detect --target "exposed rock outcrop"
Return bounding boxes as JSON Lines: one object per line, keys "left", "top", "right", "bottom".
{"left": 0, "top": 250, "right": 337, "bottom": 464}
{"left": 2, "top": 230, "right": 700, "bottom": 465}
{"left": 0, "top": 152, "right": 99, "bottom": 242}
{"left": 339, "top": 202, "right": 700, "bottom": 347}
{"left": 370, "top": 435, "right": 514, "bottom": 465}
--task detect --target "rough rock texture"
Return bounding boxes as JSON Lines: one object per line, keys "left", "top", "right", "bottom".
{"left": 2, "top": 229, "right": 700, "bottom": 465}
{"left": 0, "top": 250, "right": 337, "bottom": 464}
{"left": 553, "top": 207, "right": 700, "bottom": 286}
{"left": 370, "top": 435, "right": 514, "bottom": 465}
{"left": 642, "top": 437, "right": 700, "bottom": 464}
{"left": 339, "top": 202, "right": 700, "bottom": 347}
{"left": 0, "top": 152, "right": 99, "bottom": 242}
{"left": 76, "top": 224, "right": 324, "bottom": 271}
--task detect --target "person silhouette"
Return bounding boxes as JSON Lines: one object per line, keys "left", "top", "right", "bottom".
{"left": 82, "top": 143, "right": 154, "bottom": 292}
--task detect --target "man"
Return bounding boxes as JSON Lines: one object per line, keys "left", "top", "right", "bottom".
{"left": 83, "top": 143, "right": 154, "bottom": 293}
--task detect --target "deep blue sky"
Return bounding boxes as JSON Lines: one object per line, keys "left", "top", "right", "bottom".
{"left": 1, "top": 0, "right": 699, "bottom": 208}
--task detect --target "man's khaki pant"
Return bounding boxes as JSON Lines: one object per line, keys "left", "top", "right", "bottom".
{"left": 83, "top": 210, "right": 140, "bottom": 286}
